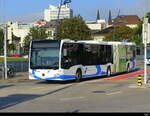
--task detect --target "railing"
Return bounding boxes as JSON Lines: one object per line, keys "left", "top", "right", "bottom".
{"left": 0, "top": 61, "right": 29, "bottom": 72}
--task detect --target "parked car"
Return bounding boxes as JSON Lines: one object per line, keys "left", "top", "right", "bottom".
{"left": 10, "top": 55, "right": 21, "bottom": 58}
{"left": 0, "top": 65, "right": 16, "bottom": 77}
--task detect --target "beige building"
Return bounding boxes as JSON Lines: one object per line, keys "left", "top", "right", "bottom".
{"left": 86, "top": 19, "right": 106, "bottom": 31}
{"left": 91, "top": 26, "right": 114, "bottom": 41}
{"left": 7, "top": 22, "right": 33, "bottom": 54}
{"left": 7, "top": 22, "right": 33, "bottom": 46}
{"left": 7, "top": 21, "right": 46, "bottom": 54}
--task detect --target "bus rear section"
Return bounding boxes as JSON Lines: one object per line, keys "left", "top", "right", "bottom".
{"left": 112, "top": 43, "right": 136, "bottom": 74}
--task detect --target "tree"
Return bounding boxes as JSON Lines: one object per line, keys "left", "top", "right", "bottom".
{"left": 0, "top": 29, "right": 4, "bottom": 54}
{"left": 58, "top": 15, "right": 92, "bottom": 40}
{"left": 104, "top": 25, "right": 133, "bottom": 42}
{"left": 146, "top": 12, "right": 150, "bottom": 23}
{"left": 131, "top": 12, "right": 150, "bottom": 47}
{"left": 131, "top": 21, "right": 143, "bottom": 48}
{"left": 23, "top": 26, "right": 48, "bottom": 54}
{"left": 0, "top": 29, "right": 16, "bottom": 55}
{"left": 7, "top": 43, "right": 16, "bottom": 55}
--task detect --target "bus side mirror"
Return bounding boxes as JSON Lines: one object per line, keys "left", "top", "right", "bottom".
{"left": 63, "top": 49, "right": 67, "bottom": 57}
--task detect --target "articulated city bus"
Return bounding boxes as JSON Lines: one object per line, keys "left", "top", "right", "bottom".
{"left": 29, "top": 39, "right": 136, "bottom": 82}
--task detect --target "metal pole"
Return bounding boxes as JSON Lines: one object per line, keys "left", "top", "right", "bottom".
{"left": 55, "top": 0, "right": 63, "bottom": 40}
{"left": 144, "top": 38, "right": 147, "bottom": 84}
{"left": 4, "top": 23, "right": 7, "bottom": 80}
{"left": 144, "top": 18, "right": 148, "bottom": 84}
{"left": 143, "top": 0, "right": 149, "bottom": 84}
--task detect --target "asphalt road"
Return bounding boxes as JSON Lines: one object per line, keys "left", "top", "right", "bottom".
{"left": 0, "top": 58, "right": 150, "bottom": 112}
{"left": 0, "top": 75, "right": 150, "bottom": 112}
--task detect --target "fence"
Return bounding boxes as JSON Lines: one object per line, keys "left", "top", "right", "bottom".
{"left": 0, "top": 61, "right": 29, "bottom": 72}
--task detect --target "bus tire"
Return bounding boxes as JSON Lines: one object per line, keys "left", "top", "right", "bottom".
{"left": 75, "top": 69, "right": 82, "bottom": 82}
{"left": 107, "top": 67, "right": 111, "bottom": 77}
{"left": 7, "top": 68, "right": 15, "bottom": 78}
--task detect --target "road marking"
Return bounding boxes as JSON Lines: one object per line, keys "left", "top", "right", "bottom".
{"left": 60, "top": 97, "right": 86, "bottom": 101}
{"left": 30, "top": 87, "right": 46, "bottom": 90}
{"left": 106, "top": 91, "right": 122, "bottom": 96}
{"left": 128, "top": 85, "right": 147, "bottom": 89}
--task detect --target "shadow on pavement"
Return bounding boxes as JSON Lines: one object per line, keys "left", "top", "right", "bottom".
{"left": 0, "top": 84, "right": 73, "bottom": 110}
{"left": 36, "top": 80, "right": 75, "bottom": 85}
{"left": 0, "top": 85, "right": 15, "bottom": 89}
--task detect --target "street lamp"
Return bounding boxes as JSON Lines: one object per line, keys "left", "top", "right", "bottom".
{"left": 55, "top": 0, "right": 63, "bottom": 40}
{"left": 143, "top": 0, "right": 149, "bottom": 85}
{"left": 4, "top": 23, "right": 7, "bottom": 80}
{"left": 0, "top": 23, "right": 8, "bottom": 80}
{"left": 55, "top": 0, "right": 71, "bottom": 40}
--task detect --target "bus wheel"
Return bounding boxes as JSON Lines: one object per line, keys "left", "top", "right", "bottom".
{"left": 75, "top": 69, "right": 82, "bottom": 82}
{"left": 107, "top": 67, "right": 111, "bottom": 77}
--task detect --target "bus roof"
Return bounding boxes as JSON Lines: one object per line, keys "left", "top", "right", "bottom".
{"left": 31, "top": 39, "right": 136, "bottom": 46}
{"left": 63, "top": 39, "right": 136, "bottom": 46}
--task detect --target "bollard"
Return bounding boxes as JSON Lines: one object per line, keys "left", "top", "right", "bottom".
{"left": 137, "top": 75, "right": 142, "bottom": 86}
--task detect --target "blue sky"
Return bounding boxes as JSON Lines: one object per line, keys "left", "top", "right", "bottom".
{"left": 0, "top": 0, "right": 150, "bottom": 23}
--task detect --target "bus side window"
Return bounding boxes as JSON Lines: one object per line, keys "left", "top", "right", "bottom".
{"left": 63, "top": 48, "right": 67, "bottom": 57}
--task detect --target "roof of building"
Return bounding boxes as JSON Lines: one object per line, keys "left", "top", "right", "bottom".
{"left": 91, "top": 26, "right": 114, "bottom": 35}
{"left": 42, "top": 20, "right": 57, "bottom": 28}
{"left": 42, "top": 19, "right": 65, "bottom": 29}
{"left": 112, "top": 15, "right": 141, "bottom": 25}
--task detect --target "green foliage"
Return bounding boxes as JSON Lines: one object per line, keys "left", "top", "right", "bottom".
{"left": 104, "top": 25, "right": 133, "bottom": 41}
{"left": 146, "top": 12, "right": 150, "bottom": 23}
{"left": 0, "top": 29, "right": 4, "bottom": 53}
{"left": 23, "top": 26, "right": 48, "bottom": 54}
{"left": 130, "top": 12, "right": 150, "bottom": 47}
{"left": 0, "top": 57, "right": 28, "bottom": 62}
{"left": 131, "top": 21, "right": 143, "bottom": 47}
{"left": 0, "top": 29, "right": 16, "bottom": 55}
{"left": 7, "top": 43, "right": 15, "bottom": 52}
{"left": 130, "top": 35, "right": 142, "bottom": 48}
{"left": 133, "top": 21, "right": 143, "bottom": 35}
{"left": 58, "top": 15, "right": 92, "bottom": 40}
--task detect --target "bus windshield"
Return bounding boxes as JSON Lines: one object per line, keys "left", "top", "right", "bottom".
{"left": 30, "top": 41, "right": 60, "bottom": 69}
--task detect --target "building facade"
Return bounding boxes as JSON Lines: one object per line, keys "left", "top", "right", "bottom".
{"left": 7, "top": 21, "right": 46, "bottom": 55}
{"left": 44, "top": 4, "right": 73, "bottom": 22}
{"left": 86, "top": 10, "right": 106, "bottom": 32}
{"left": 86, "top": 19, "right": 106, "bottom": 31}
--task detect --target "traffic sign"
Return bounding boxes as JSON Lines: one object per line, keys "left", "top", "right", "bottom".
{"left": 143, "top": 18, "right": 150, "bottom": 44}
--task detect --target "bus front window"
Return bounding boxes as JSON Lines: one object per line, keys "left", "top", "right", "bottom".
{"left": 30, "top": 48, "right": 59, "bottom": 69}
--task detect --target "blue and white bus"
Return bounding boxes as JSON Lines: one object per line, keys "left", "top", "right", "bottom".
{"left": 29, "top": 39, "right": 136, "bottom": 82}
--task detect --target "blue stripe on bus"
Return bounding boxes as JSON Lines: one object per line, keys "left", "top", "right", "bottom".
{"left": 32, "top": 70, "right": 75, "bottom": 80}
{"left": 46, "top": 75, "right": 76, "bottom": 80}
{"left": 32, "top": 65, "right": 107, "bottom": 80}
{"left": 83, "top": 65, "right": 107, "bottom": 78}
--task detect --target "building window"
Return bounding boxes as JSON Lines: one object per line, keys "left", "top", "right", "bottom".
{"left": 48, "top": 31, "right": 52, "bottom": 36}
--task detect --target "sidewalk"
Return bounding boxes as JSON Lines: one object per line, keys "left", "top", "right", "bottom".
{"left": 128, "top": 76, "right": 150, "bottom": 89}
{"left": 0, "top": 72, "right": 32, "bottom": 84}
